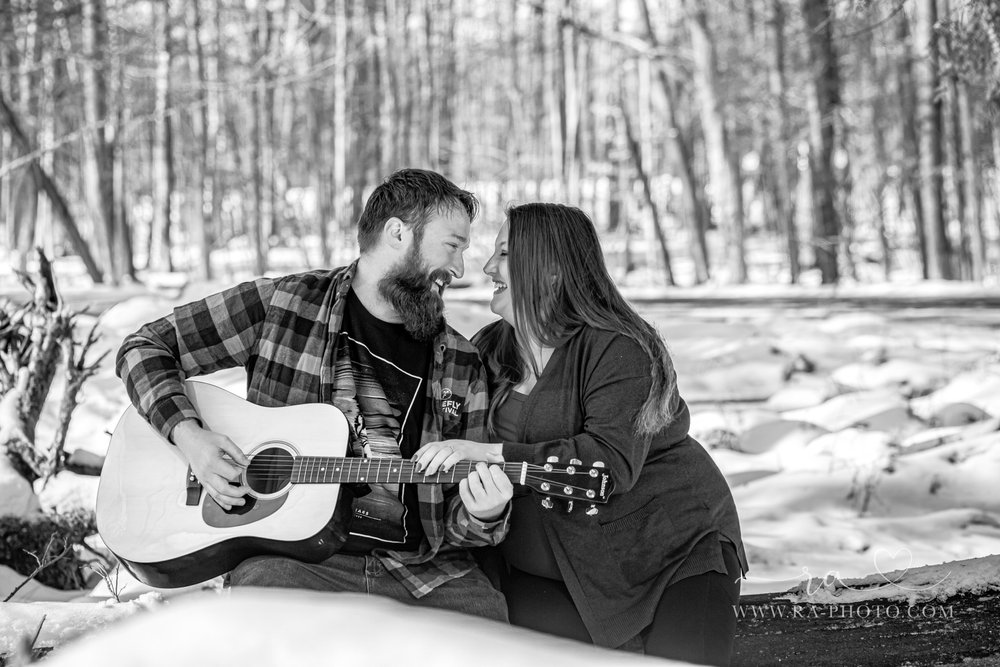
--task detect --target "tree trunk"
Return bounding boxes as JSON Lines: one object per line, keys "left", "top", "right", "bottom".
{"left": 333, "top": 0, "right": 348, "bottom": 237}
{"left": 544, "top": 0, "right": 565, "bottom": 192}
{"left": 766, "top": 0, "right": 800, "bottom": 283}
{"left": 865, "top": 28, "right": 893, "bottom": 280}
{"left": 938, "top": 0, "right": 967, "bottom": 278}
{"left": 9, "top": 0, "right": 38, "bottom": 273}
{"left": 896, "top": 11, "right": 928, "bottom": 276}
{"left": 621, "top": 98, "right": 675, "bottom": 287}
{"left": 308, "top": 0, "right": 333, "bottom": 266}
{"left": 0, "top": 7, "right": 12, "bottom": 259}
{"left": 188, "top": 0, "right": 213, "bottom": 280}
{"left": 637, "top": 0, "right": 709, "bottom": 283}
{"left": 957, "top": 83, "right": 985, "bottom": 281}
{"left": 562, "top": 0, "right": 580, "bottom": 202}
{"left": 800, "top": 0, "right": 841, "bottom": 284}
{"left": 109, "top": 12, "right": 135, "bottom": 282}
{"left": 207, "top": 0, "right": 224, "bottom": 273}
{"left": 685, "top": 0, "right": 747, "bottom": 283}
{"left": 81, "top": 0, "right": 119, "bottom": 282}
{"left": 150, "top": 0, "right": 175, "bottom": 272}
{"left": 913, "top": 0, "right": 952, "bottom": 279}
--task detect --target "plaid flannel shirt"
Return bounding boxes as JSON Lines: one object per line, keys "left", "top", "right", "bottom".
{"left": 116, "top": 261, "right": 509, "bottom": 597}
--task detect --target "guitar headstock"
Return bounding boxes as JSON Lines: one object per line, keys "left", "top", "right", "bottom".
{"left": 522, "top": 457, "right": 615, "bottom": 515}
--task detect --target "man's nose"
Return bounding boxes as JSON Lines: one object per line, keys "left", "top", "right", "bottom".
{"left": 450, "top": 254, "right": 465, "bottom": 280}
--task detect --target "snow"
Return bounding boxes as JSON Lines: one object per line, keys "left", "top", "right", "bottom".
{"left": 2, "top": 274, "right": 1000, "bottom": 661}
{"left": 36, "top": 590, "right": 667, "bottom": 667}
{"left": 782, "top": 554, "right": 1000, "bottom": 605}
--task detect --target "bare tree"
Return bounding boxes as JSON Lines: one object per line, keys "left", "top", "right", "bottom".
{"left": 684, "top": 0, "right": 747, "bottom": 283}
{"left": 149, "top": 0, "right": 175, "bottom": 272}
{"left": 637, "top": 0, "right": 710, "bottom": 284}
{"left": 80, "top": 0, "right": 120, "bottom": 282}
{"left": 766, "top": 0, "right": 800, "bottom": 283}
{"left": 187, "top": 0, "right": 213, "bottom": 280}
{"left": 800, "top": 0, "right": 841, "bottom": 284}
{"left": 914, "top": 0, "right": 952, "bottom": 279}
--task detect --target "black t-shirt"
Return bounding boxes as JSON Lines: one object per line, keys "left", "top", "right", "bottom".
{"left": 338, "top": 289, "right": 431, "bottom": 553}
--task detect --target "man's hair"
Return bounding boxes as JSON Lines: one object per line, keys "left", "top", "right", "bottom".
{"left": 356, "top": 169, "right": 479, "bottom": 252}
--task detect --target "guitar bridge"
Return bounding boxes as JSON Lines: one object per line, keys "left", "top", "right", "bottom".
{"left": 185, "top": 466, "right": 203, "bottom": 506}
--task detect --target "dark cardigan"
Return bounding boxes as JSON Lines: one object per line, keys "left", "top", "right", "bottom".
{"left": 478, "top": 321, "right": 748, "bottom": 648}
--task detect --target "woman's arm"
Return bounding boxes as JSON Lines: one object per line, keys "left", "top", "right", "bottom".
{"left": 499, "top": 336, "right": 662, "bottom": 493}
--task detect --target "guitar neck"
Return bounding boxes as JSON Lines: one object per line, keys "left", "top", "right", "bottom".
{"left": 292, "top": 457, "right": 521, "bottom": 486}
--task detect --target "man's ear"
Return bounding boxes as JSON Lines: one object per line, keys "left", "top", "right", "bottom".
{"left": 382, "top": 217, "right": 410, "bottom": 250}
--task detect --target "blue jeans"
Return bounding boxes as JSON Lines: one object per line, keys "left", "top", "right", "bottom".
{"left": 229, "top": 553, "right": 508, "bottom": 623}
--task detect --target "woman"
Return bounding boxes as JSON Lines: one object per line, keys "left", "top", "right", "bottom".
{"left": 414, "top": 203, "right": 747, "bottom": 665}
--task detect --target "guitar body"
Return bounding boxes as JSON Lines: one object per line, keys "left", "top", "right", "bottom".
{"left": 97, "top": 381, "right": 353, "bottom": 588}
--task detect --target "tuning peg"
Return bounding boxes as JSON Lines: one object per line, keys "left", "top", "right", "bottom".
{"left": 586, "top": 504, "right": 599, "bottom": 516}
{"left": 546, "top": 456, "right": 560, "bottom": 463}
{"left": 569, "top": 458, "right": 582, "bottom": 465}
{"left": 592, "top": 461, "right": 606, "bottom": 467}
{"left": 544, "top": 455, "right": 559, "bottom": 472}
{"left": 541, "top": 496, "right": 554, "bottom": 510}
{"left": 565, "top": 500, "right": 574, "bottom": 513}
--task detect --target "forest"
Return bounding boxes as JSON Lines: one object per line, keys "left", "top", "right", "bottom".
{"left": 2, "top": 0, "right": 1000, "bottom": 287}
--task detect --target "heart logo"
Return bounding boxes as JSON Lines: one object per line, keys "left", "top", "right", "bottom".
{"left": 873, "top": 547, "right": 913, "bottom": 583}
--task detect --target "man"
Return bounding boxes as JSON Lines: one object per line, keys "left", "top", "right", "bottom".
{"left": 116, "top": 169, "right": 513, "bottom": 620}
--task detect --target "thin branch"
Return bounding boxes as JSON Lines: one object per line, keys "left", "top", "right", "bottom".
{"left": 2, "top": 537, "right": 74, "bottom": 603}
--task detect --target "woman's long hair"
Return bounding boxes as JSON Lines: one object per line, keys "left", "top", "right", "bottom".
{"left": 477, "top": 203, "right": 678, "bottom": 437}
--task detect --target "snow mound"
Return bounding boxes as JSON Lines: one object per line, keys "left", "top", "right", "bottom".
{"left": 911, "top": 368, "right": 1000, "bottom": 420}
{"left": 781, "top": 388, "right": 906, "bottom": 432}
{"left": 40, "top": 590, "right": 667, "bottom": 667}
{"left": 831, "top": 359, "right": 945, "bottom": 395}
{"left": 0, "top": 592, "right": 160, "bottom": 655}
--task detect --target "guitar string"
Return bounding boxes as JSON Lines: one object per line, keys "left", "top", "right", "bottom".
{"left": 239, "top": 454, "right": 594, "bottom": 474}
{"left": 235, "top": 471, "right": 605, "bottom": 496}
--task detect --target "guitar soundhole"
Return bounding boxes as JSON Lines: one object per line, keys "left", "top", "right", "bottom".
{"left": 246, "top": 446, "right": 293, "bottom": 496}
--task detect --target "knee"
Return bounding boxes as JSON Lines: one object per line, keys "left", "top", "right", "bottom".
{"left": 229, "top": 556, "right": 301, "bottom": 587}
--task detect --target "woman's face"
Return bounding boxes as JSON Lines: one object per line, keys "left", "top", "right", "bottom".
{"left": 483, "top": 221, "right": 514, "bottom": 325}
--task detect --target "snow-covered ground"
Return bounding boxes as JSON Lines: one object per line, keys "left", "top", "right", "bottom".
{"left": 2, "top": 265, "right": 1000, "bottom": 661}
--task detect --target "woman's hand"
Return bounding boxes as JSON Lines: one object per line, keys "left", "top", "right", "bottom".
{"left": 412, "top": 439, "right": 503, "bottom": 476}
{"left": 460, "top": 462, "right": 513, "bottom": 522}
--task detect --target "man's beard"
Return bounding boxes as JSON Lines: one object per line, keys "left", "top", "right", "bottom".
{"left": 377, "top": 245, "right": 450, "bottom": 342}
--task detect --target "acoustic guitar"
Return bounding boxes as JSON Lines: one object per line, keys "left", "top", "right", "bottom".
{"left": 96, "top": 381, "right": 615, "bottom": 588}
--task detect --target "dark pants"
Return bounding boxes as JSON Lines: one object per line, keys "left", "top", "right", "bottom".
{"left": 230, "top": 552, "right": 508, "bottom": 623}
{"left": 501, "top": 541, "right": 742, "bottom": 666}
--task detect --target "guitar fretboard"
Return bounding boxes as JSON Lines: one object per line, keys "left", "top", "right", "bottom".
{"left": 291, "top": 457, "right": 518, "bottom": 485}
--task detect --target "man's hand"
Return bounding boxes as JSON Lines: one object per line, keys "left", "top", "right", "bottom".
{"left": 412, "top": 439, "right": 503, "bottom": 475}
{"left": 172, "top": 420, "right": 251, "bottom": 510}
{"left": 460, "top": 462, "right": 513, "bottom": 522}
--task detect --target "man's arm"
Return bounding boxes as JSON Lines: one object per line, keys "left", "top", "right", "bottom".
{"left": 115, "top": 278, "right": 275, "bottom": 508}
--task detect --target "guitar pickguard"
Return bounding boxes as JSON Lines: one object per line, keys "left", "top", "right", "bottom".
{"left": 202, "top": 493, "right": 287, "bottom": 528}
